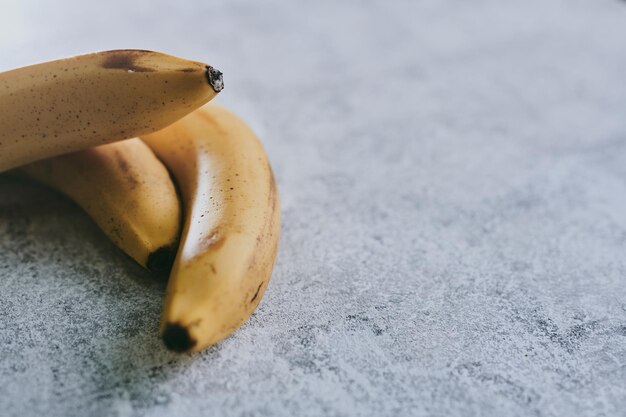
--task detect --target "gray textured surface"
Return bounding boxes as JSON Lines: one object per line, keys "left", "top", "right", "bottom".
{"left": 2, "top": 0, "right": 626, "bottom": 416}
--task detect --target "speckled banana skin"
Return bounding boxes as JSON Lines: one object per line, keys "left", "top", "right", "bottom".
{"left": 142, "top": 104, "right": 280, "bottom": 352}
{"left": 17, "top": 138, "right": 182, "bottom": 278}
{"left": 0, "top": 49, "right": 223, "bottom": 172}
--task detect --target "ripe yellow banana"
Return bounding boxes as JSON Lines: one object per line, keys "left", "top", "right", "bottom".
{"left": 142, "top": 104, "right": 280, "bottom": 352}
{"left": 17, "top": 138, "right": 182, "bottom": 278}
{"left": 0, "top": 49, "right": 223, "bottom": 172}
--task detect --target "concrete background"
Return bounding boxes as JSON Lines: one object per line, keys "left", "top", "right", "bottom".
{"left": 1, "top": 0, "right": 626, "bottom": 416}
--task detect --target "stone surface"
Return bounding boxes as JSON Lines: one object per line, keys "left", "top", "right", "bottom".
{"left": 2, "top": 1, "right": 626, "bottom": 416}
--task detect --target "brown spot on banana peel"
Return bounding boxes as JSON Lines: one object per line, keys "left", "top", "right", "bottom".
{"left": 187, "top": 230, "right": 227, "bottom": 265}
{"left": 263, "top": 166, "right": 280, "bottom": 239}
{"left": 250, "top": 281, "right": 264, "bottom": 304}
{"left": 112, "top": 149, "right": 139, "bottom": 189}
{"left": 201, "top": 230, "right": 226, "bottom": 251}
{"left": 268, "top": 166, "right": 278, "bottom": 205}
{"left": 101, "top": 50, "right": 156, "bottom": 72}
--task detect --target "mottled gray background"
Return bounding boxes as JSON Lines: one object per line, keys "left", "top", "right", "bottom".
{"left": 1, "top": 0, "right": 626, "bottom": 416}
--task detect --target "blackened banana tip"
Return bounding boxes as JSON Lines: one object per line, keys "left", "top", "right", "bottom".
{"left": 206, "top": 66, "right": 224, "bottom": 93}
{"left": 147, "top": 246, "right": 176, "bottom": 280}
{"left": 162, "top": 323, "right": 197, "bottom": 352}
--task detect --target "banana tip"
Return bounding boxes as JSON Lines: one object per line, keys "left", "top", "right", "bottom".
{"left": 162, "top": 323, "right": 196, "bottom": 352}
{"left": 147, "top": 246, "right": 177, "bottom": 280}
{"left": 205, "top": 66, "right": 224, "bottom": 93}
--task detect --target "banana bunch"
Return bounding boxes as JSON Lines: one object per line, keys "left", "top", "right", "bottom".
{"left": 1, "top": 50, "right": 279, "bottom": 352}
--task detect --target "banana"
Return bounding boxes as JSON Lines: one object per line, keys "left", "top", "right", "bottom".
{"left": 17, "top": 138, "right": 182, "bottom": 278}
{"left": 0, "top": 49, "right": 223, "bottom": 172}
{"left": 142, "top": 104, "right": 280, "bottom": 352}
